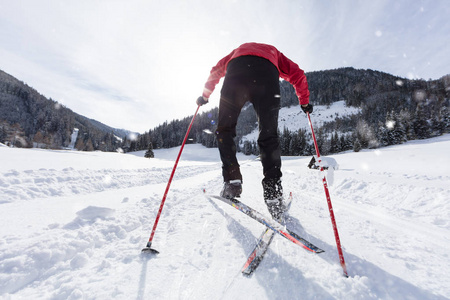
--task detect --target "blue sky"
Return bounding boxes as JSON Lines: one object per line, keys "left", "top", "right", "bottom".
{"left": 0, "top": 0, "right": 449, "bottom": 133}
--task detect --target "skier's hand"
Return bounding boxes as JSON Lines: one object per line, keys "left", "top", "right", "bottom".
{"left": 196, "top": 96, "right": 209, "bottom": 106}
{"left": 301, "top": 103, "right": 313, "bottom": 114}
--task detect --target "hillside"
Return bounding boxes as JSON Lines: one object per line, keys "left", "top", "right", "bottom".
{"left": 0, "top": 69, "right": 130, "bottom": 150}
{"left": 137, "top": 67, "right": 449, "bottom": 156}
{"left": 1, "top": 67, "right": 448, "bottom": 154}
{"left": 0, "top": 135, "right": 449, "bottom": 299}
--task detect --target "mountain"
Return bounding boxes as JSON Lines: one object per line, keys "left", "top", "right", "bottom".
{"left": 0, "top": 69, "right": 132, "bottom": 151}
{"left": 136, "top": 67, "right": 449, "bottom": 155}
{"left": 1, "top": 67, "right": 448, "bottom": 154}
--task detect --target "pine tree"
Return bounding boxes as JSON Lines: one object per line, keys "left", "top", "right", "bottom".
{"left": 340, "top": 135, "right": 353, "bottom": 152}
{"left": 155, "top": 132, "right": 163, "bottom": 149}
{"left": 0, "top": 129, "right": 5, "bottom": 144}
{"left": 251, "top": 141, "right": 259, "bottom": 155}
{"left": 413, "top": 103, "right": 431, "bottom": 139}
{"left": 330, "top": 131, "right": 340, "bottom": 153}
{"left": 280, "top": 127, "right": 291, "bottom": 155}
{"left": 242, "top": 140, "right": 252, "bottom": 155}
{"left": 353, "top": 138, "right": 362, "bottom": 152}
{"left": 144, "top": 142, "right": 155, "bottom": 158}
{"left": 398, "top": 108, "right": 414, "bottom": 141}
{"left": 393, "top": 112, "right": 407, "bottom": 144}
{"left": 439, "top": 106, "right": 449, "bottom": 134}
{"left": 289, "top": 134, "right": 300, "bottom": 156}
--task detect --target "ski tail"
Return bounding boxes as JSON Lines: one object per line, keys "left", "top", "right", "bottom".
{"left": 242, "top": 192, "right": 315, "bottom": 275}
{"left": 241, "top": 228, "right": 275, "bottom": 276}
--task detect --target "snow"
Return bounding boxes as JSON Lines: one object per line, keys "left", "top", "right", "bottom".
{"left": 242, "top": 100, "right": 361, "bottom": 143}
{"left": 279, "top": 100, "right": 361, "bottom": 132}
{"left": 1, "top": 135, "right": 449, "bottom": 299}
{"left": 68, "top": 128, "right": 79, "bottom": 150}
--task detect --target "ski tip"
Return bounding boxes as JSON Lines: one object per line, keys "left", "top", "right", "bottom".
{"left": 141, "top": 247, "right": 159, "bottom": 255}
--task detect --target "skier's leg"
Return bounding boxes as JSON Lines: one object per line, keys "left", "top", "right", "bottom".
{"left": 248, "top": 58, "right": 284, "bottom": 220}
{"left": 216, "top": 71, "right": 248, "bottom": 183}
{"left": 249, "top": 64, "right": 282, "bottom": 181}
{"left": 216, "top": 95, "right": 243, "bottom": 182}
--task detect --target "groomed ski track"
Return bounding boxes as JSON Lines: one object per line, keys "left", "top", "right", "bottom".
{"left": 0, "top": 136, "right": 449, "bottom": 299}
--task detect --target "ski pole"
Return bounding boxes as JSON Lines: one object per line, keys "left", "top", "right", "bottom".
{"left": 142, "top": 105, "right": 201, "bottom": 254}
{"left": 306, "top": 112, "right": 348, "bottom": 277}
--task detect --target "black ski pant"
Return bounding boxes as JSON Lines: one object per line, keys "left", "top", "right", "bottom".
{"left": 216, "top": 55, "right": 282, "bottom": 182}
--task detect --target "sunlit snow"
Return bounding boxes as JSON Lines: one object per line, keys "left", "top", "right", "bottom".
{"left": 1, "top": 133, "right": 449, "bottom": 299}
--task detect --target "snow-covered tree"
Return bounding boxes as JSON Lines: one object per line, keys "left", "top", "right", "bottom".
{"left": 144, "top": 142, "right": 155, "bottom": 158}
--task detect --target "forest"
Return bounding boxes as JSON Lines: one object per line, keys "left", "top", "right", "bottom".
{"left": 1, "top": 67, "right": 448, "bottom": 156}
{"left": 0, "top": 70, "right": 128, "bottom": 151}
{"left": 131, "top": 67, "right": 449, "bottom": 156}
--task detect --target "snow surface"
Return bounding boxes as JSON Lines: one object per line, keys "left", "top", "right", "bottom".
{"left": 68, "top": 128, "right": 79, "bottom": 150}
{"left": 242, "top": 101, "right": 361, "bottom": 143}
{"left": 0, "top": 135, "right": 449, "bottom": 299}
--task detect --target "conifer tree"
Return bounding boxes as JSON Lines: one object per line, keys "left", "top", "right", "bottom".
{"left": 353, "top": 138, "right": 362, "bottom": 152}
{"left": 145, "top": 142, "right": 155, "bottom": 158}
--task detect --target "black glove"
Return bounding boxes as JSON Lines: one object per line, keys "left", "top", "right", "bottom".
{"left": 196, "top": 96, "right": 209, "bottom": 106}
{"left": 301, "top": 103, "right": 313, "bottom": 114}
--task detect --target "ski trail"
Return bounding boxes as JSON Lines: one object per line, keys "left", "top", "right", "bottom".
{"left": 219, "top": 267, "right": 246, "bottom": 300}
{"left": 333, "top": 196, "right": 449, "bottom": 248}
{"left": 2, "top": 138, "right": 450, "bottom": 299}
{"left": 0, "top": 164, "right": 219, "bottom": 203}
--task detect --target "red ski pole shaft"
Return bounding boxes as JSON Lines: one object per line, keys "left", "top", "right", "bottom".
{"left": 142, "top": 105, "right": 201, "bottom": 253}
{"left": 307, "top": 112, "right": 348, "bottom": 277}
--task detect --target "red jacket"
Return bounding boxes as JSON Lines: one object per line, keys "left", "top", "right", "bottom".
{"left": 202, "top": 42, "right": 310, "bottom": 105}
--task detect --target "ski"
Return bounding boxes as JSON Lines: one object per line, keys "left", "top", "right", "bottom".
{"left": 242, "top": 227, "right": 274, "bottom": 276}
{"left": 205, "top": 194, "right": 324, "bottom": 254}
{"left": 241, "top": 193, "right": 293, "bottom": 276}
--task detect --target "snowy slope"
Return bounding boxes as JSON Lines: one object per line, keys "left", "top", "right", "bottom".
{"left": 242, "top": 100, "right": 361, "bottom": 143}
{"left": 0, "top": 135, "right": 449, "bottom": 299}
{"left": 278, "top": 100, "right": 361, "bottom": 132}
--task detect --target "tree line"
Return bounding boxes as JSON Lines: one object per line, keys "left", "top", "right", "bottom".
{"left": 133, "top": 67, "right": 449, "bottom": 156}
{"left": 1, "top": 67, "right": 448, "bottom": 156}
{"left": 0, "top": 70, "right": 127, "bottom": 150}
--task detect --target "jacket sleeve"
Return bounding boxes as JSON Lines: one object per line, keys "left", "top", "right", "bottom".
{"left": 202, "top": 52, "right": 233, "bottom": 99}
{"left": 277, "top": 52, "right": 310, "bottom": 105}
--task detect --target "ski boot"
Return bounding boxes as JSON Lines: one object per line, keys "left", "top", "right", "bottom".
{"left": 262, "top": 178, "right": 286, "bottom": 224}
{"left": 220, "top": 179, "right": 242, "bottom": 199}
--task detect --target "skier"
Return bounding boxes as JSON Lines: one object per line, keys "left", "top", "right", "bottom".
{"left": 197, "top": 42, "right": 313, "bottom": 221}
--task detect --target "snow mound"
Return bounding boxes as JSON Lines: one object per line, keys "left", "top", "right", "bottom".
{"left": 76, "top": 206, "right": 115, "bottom": 220}
{"left": 64, "top": 206, "right": 116, "bottom": 229}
